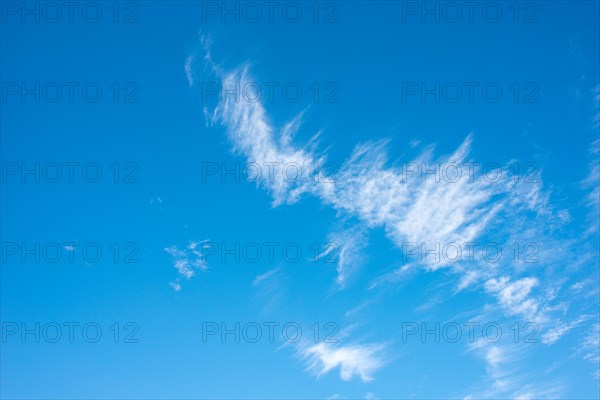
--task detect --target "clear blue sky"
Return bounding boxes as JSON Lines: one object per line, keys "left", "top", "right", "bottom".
{"left": 1, "top": 1, "right": 599, "bottom": 399}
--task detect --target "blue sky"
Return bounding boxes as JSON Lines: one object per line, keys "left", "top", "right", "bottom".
{"left": 1, "top": 1, "right": 599, "bottom": 399}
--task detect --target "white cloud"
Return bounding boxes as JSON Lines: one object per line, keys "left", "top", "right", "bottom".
{"left": 323, "top": 137, "right": 502, "bottom": 263}
{"left": 466, "top": 340, "right": 564, "bottom": 399}
{"left": 203, "top": 60, "right": 564, "bottom": 301}
{"left": 582, "top": 139, "right": 599, "bottom": 236}
{"left": 541, "top": 316, "right": 588, "bottom": 345}
{"left": 579, "top": 323, "right": 599, "bottom": 377}
{"left": 466, "top": 341, "right": 519, "bottom": 397}
{"left": 169, "top": 281, "right": 182, "bottom": 292}
{"left": 325, "top": 226, "right": 368, "bottom": 288}
{"left": 368, "top": 262, "right": 416, "bottom": 290}
{"left": 165, "top": 241, "right": 209, "bottom": 290}
{"left": 583, "top": 323, "right": 600, "bottom": 359}
{"left": 210, "top": 65, "right": 322, "bottom": 206}
{"left": 252, "top": 268, "right": 279, "bottom": 286}
{"left": 150, "top": 196, "right": 163, "bottom": 204}
{"left": 208, "top": 67, "right": 517, "bottom": 278}
{"left": 300, "top": 342, "right": 386, "bottom": 382}
{"left": 251, "top": 266, "right": 285, "bottom": 314}
{"left": 184, "top": 55, "right": 195, "bottom": 87}
{"left": 593, "top": 84, "right": 599, "bottom": 129}
{"left": 193, "top": 46, "right": 599, "bottom": 390}
{"left": 570, "top": 279, "right": 592, "bottom": 292}
{"left": 201, "top": 59, "right": 586, "bottom": 331}
{"left": 484, "top": 277, "right": 540, "bottom": 321}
